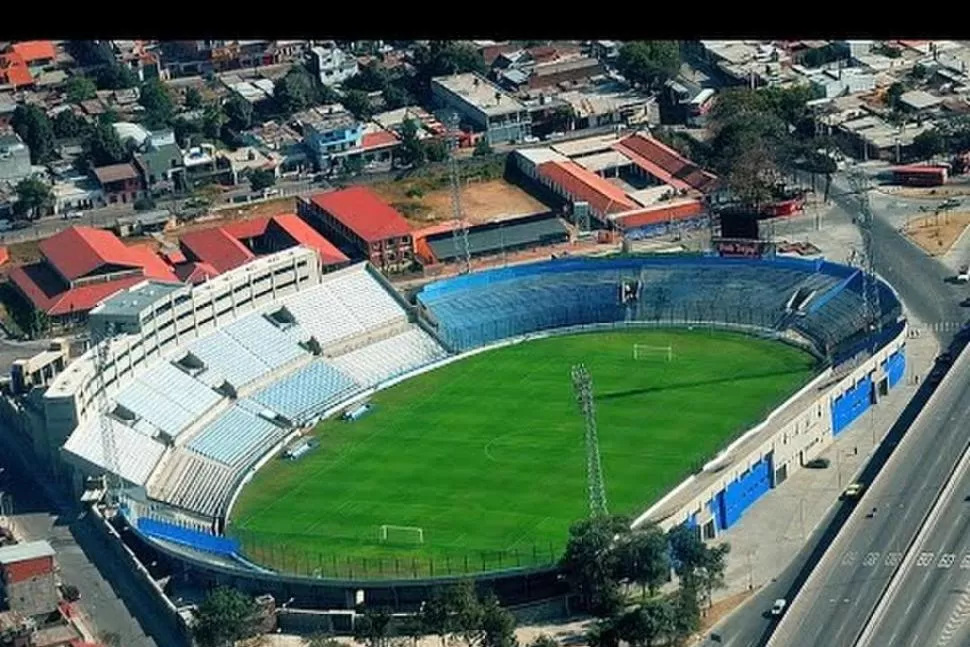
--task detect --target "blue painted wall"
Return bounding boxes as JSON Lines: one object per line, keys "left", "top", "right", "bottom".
{"left": 831, "top": 375, "right": 873, "bottom": 436}
{"left": 885, "top": 348, "right": 906, "bottom": 388}
{"left": 718, "top": 455, "right": 774, "bottom": 530}
{"left": 137, "top": 517, "right": 239, "bottom": 557}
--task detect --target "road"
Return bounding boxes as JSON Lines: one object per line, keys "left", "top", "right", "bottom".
{"left": 0, "top": 435, "right": 185, "bottom": 646}
{"left": 862, "top": 442, "right": 970, "bottom": 647}
{"left": 700, "top": 168, "right": 967, "bottom": 647}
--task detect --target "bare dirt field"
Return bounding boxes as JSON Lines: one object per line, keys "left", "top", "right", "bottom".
{"left": 903, "top": 211, "right": 970, "bottom": 256}
{"left": 892, "top": 182, "right": 970, "bottom": 199}
{"left": 372, "top": 177, "right": 552, "bottom": 227}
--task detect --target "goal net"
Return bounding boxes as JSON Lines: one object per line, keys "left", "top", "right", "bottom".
{"left": 633, "top": 344, "right": 673, "bottom": 362}
{"left": 379, "top": 525, "right": 425, "bottom": 544}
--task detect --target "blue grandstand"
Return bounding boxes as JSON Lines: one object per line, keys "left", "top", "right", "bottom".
{"left": 249, "top": 360, "right": 360, "bottom": 426}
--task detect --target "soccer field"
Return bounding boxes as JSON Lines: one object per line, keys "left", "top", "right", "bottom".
{"left": 229, "top": 329, "right": 816, "bottom": 578}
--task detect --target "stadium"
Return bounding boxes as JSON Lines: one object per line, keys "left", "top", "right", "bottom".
{"left": 36, "top": 245, "right": 908, "bottom": 609}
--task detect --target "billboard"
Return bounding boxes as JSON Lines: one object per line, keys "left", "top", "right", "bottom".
{"left": 712, "top": 238, "right": 774, "bottom": 259}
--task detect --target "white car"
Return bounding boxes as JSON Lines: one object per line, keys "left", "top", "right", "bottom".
{"left": 958, "top": 265, "right": 970, "bottom": 283}
{"left": 770, "top": 598, "right": 787, "bottom": 617}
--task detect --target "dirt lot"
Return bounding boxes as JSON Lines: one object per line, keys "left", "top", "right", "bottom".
{"left": 892, "top": 181, "right": 970, "bottom": 199}
{"left": 372, "top": 177, "right": 552, "bottom": 228}
{"left": 903, "top": 211, "right": 970, "bottom": 256}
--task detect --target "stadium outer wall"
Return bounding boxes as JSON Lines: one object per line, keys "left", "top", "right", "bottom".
{"left": 119, "top": 315, "right": 908, "bottom": 614}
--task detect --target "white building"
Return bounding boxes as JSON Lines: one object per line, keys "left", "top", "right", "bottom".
{"left": 308, "top": 46, "right": 358, "bottom": 87}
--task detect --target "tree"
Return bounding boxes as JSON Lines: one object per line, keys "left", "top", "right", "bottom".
{"left": 274, "top": 65, "right": 323, "bottom": 116}
{"left": 14, "top": 177, "right": 54, "bottom": 221}
{"left": 398, "top": 613, "right": 427, "bottom": 647}
{"left": 354, "top": 605, "right": 395, "bottom": 647}
{"left": 560, "top": 515, "right": 631, "bottom": 616}
{"left": 172, "top": 116, "right": 203, "bottom": 148}
{"left": 346, "top": 62, "right": 389, "bottom": 93}
{"left": 343, "top": 89, "right": 374, "bottom": 120}
{"left": 66, "top": 40, "right": 115, "bottom": 68}
{"left": 139, "top": 79, "right": 175, "bottom": 128}
{"left": 224, "top": 94, "right": 254, "bottom": 131}
{"left": 672, "top": 580, "right": 701, "bottom": 640}
{"left": 585, "top": 618, "right": 620, "bottom": 647}
{"left": 184, "top": 87, "right": 204, "bottom": 110}
{"left": 249, "top": 169, "right": 277, "bottom": 192}
{"left": 96, "top": 62, "right": 139, "bottom": 90}
{"left": 527, "top": 635, "right": 558, "bottom": 647}
{"left": 911, "top": 129, "right": 945, "bottom": 161}
{"left": 342, "top": 155, "right": 365, "bottom": 177}
{"left": 82, "top": 122, "right": 126, "bottom": 168}
{"left": 420, "top": 588, "right": 452, "bottom": 647}
{"left": 476, "top": 593, "right": 517, "bottom": 647}
{"left": 64, "top": 75, "right": 98, "bottom": 104}
{"left": 202, "top": 103, "right": 227, "bottom": 140}
{"left": 53, "top": 110, "right": 90, "bottom": 140}
{"left": 886, "top": 82, "right": 905, "bottom": 111}
{"left": 411, "top": 41, "right": 487, "bottom": 100}
{"left": 698, "top": 543, "right": 730, "bottom": 609}
{"left": 383, "top": 83, "right": 411, "bottom": 111}
{"left": 447, "top": 580, "right": 483, "bottom": 646}
{"left": 616, "top": 41, "right": 681, "bottom": 91}
{"left": 133, "top": 196, "right": 156, "bottom": 211}
{"left": 11, "top": 105, "right": 57, "bottom": 164}
{"left": 398, "top": 118, "right": 427, "bottom": 168}
{"left": 191, "top": 587, "right": 258, "bottom": 647}
{"left": 473, "top": 137, "right": 493, "bottom": 157}
{"left": 615, "top": 523, "right": 670, "bottom": 597}
{"left": 424, "top": 138, "right": 450, "bottom": 164}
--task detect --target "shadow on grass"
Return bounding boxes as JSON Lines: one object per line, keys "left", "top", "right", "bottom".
{"left": 598, "top": 367, "right": 811, "bottom": 402}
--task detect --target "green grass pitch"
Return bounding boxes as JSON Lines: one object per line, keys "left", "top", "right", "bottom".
{"left": 229, "top": 329, "right": 817, "bottom": 577}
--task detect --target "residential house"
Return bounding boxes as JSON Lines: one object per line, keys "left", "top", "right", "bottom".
{"left": 663, "top": 79, "right": 716, "bottom": 126}
{"left": 0, "top": 133, "right": 32, "bottom": 185}
{"left": 6, "top": 42, "right": 57, "bottom": 71}
{"left": 50, "top": 173, "right": 103, "bottom": 216}
{"left": 298, "top": 187, "right": 414, "bottom": 273}
{"left": 0, "top": 51, "right": 33, "bottom": 90}
{"left": 0, "top": 541, "right": 58, "bottom": 618}
{"left": 0, "top": 94, "right": 16, "bottom": 128}
{"left": 7, "top": 225, "right": 179, "bottom": 327}
{"left": 92, "top": 163, "right": 144, "bottom": 205}
{"left": 270, "top": 41, "right": 309, "bottom": 64}
{"left": 372, "top": 106, "right": 447, "bottom": 140}
{"left": 134, "top": 139, "right": 183, "bottom": 195}
{"left": 591, "top": 41, "right": 621, "bottom": 61}
{"left": 308, "top": 46, "right": 358, "bottom": 86}
{"left": 807, "top": 67, "right": 878, "bottom": 99}
{"left": 294, "top": 105, "right": 363, "bottom": 173}
{"left": 431, "top": 73, "right": 532, "bottom": 146}
{"left": 222, "top": 74, "right": 276, "bottom": 113}
{"left": 556, "top": 80, "right": 660, "bottom": 130}
{"left": 242, "top": 120, "right": 309, "bottom": 175}
{"left": 181, "top": 143, "right": 233, "bottom": 188}
{"left": 111, "top": 40, "right": 167, "bottom": 82}
{"left": 221, "top": 146, "right": 281, "bottom": 185}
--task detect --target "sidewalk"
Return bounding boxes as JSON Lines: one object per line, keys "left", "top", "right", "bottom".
{"left": 711, "top": 312, "right": 938, "bottom": 604}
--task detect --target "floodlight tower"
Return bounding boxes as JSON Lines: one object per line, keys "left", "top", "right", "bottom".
{"left": 571, "top": 364, "right": 608, "bottom": 518}
{"left": 93, "top": 322, "right": 121, "bottom": 505}
{"left": 448, "top": 113, "right": 472, "bottom": 274}
{"left": 847, "top": 169, "right": 882, "bottom": 333}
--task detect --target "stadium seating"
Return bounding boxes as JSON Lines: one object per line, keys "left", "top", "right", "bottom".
{"left": 187, "top": 332, "right": 267, "bottom": 389}
{"left": 136, "top": 517, "right": 239, "bottom": 557}
{"left": 325, "top": 265, "right": 408, "bottom": 330}
{"left": 63, "top": 415, "right": 167, "bottom": 487}
{"left": 249, "top": 360, "right": 360, "bottom": 426}
{"left": 114, "top": 362, "right": 223, "bottom": 440}
{"left": 148, "top": 448, "right": 239, "bottom": 518}
{"left": 187, "top": 405, "right": 286, "bottom": 467}
{"left": 330, "top": 327, "right": 449, "bottom": 388}
{"left": 222, "top": 315, "right": 307, "bottom": 370}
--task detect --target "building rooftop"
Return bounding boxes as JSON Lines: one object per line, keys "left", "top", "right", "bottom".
{"left": 899, "top": 89, "right": 943, "bottom": 111}
{"left": 293, "top": 105, "right": 357, "bottom": 133}
{"left": 9, "top": 41, "right": 56, "bottom": 64}
{"left": 432, "top": 72, "right": 526, "bottom": 116}
{"left": 308, "top": 186, "right": 412, "bottom": 243}
{"left": 91, "top": 280, "right": 185, "bottom": 319}
{"left": 179, "top": 227, "right": 256, "bottom": 274}
{"left": 92, "top": 163, "right": 140, "bottom": 185}
{"left": 0, "top": 540, "right": 55, "bottom": 565}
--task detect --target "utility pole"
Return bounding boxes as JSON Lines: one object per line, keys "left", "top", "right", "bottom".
{"left": 571, "top": 364, "right": 608, "bottom": 518}
{"left": 847, "top": 169, "right": 882, "bottom": 334}
{"left": 448, "top": 113, "right": 472, "bottom": 274}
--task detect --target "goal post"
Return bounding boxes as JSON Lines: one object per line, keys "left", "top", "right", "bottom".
{"left": 379, "top": 525, "right": 425, "bottom": 544}
{"left": 633, "top": 344, "right": 673, "bottom": 362}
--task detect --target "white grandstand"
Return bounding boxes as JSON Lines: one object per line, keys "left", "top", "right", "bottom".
{"left": 46, "top": 248, "right": 451, "bottom": 524}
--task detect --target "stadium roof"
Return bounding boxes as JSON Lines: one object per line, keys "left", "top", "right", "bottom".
{"left": 179, "top": 227, "right": 256, "bottom": 274}
{"left": 426, "top": 214, "right": 569, "bottom": 262}
{"left": 308, "top": 186, "right": 412, "bottom": 243}
{"left": 92, "top": 280, "right": 185, "bottom": 318}
{"left": 536, "top": 160, "right": 637, "bottom": 215}
{"left": 613, "top": 133, "right": 720, "bottom": 194}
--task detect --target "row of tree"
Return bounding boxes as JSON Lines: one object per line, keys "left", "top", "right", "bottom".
{"left": 560, "top": 514, "right": 729, "bottom": 647}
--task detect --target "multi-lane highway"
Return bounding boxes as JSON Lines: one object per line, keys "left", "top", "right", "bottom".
{"left": 860, "top": 442, "right": 970, "bottom": 647}
{"left": 770, "top": 346, "right": 970, "bottom": 646}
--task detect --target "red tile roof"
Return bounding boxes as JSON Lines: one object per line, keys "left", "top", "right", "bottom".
{"left": 9, "top": 41, "right": 56, "bottom": 63}
{"left": 270, "top": 214, "right": 349, "bottom": 266}
{"left": 126, "top": 244, "right": 179, "bottom": 281}
{"left": 613, "top": 134, "right": 720, "bottom": 194}
{"left": 175, "top": 261, "right": 219, "bottom": 284}
{"left": 613, "top": 199, "right": 706, "bottom": 230}
{"left": 9, "top": 264, "right": 163, "bottom": 316}
{"left": 162, "top": 249, "right": 187, "bottom": 265}
{"left": 0, "top": 52, "right": 33, "bottom": 88}
{"left": 40, "top": 226, "right": 141, "bottom": 281}
{"left": 361, "top": 130, "right": 400, "bottom": 150}
{"left": 536, "top": 160, "right": 637, "bottom": 216}
{"left": 222, "top": 216, "right": 271, "bottom": 240}
{"left": 179, "top": 227, "right": 256, "bottom": 273}
{"left": 93, "top": 163, "right": 140, "bottom": 185}
{"left": 308, "top": 187, "right": 412, "bottom": 243}
{"left": 0, "top": 246, "right": 8, "bottom": 266}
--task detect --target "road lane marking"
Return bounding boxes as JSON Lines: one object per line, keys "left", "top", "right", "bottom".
{"left": 843, "top": 551, "right": 858, "bottom": 566}
{"left": 864, "top": 552, "right": 880, "bottom": 567}
{"left": 886, "top": 552, "right": 903, "bottom": 567}
{"left": 939, "top": 553, "right": 956, "bottom": 569}
{"left": 960, "top": 554, "right": 970, "bottom": 569}
{"left": 918, "top": 552, "right": 936, "bottom": 567}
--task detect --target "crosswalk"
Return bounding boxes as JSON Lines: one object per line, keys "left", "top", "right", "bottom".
{"left": 840, "top": 548, "right": 970, "bottom": 572}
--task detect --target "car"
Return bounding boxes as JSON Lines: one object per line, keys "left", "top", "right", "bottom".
{"left": 962, "top": 298, "right": 970, "bottom": 308}
{"left": 958, "top": 266, "right": 970, "bottom": 283}
{"left": 770, "top": 598, "right": 787, "bottom": 617}
{"left": 843, "top": 482, "right": 865, "bottom": 500}
{"left": 805, "top": 457, "right": 830, "bottom": 469}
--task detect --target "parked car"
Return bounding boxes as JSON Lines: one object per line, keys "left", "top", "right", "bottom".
{"left": 805, "top": 457, "right": 830, "bottom": 469}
